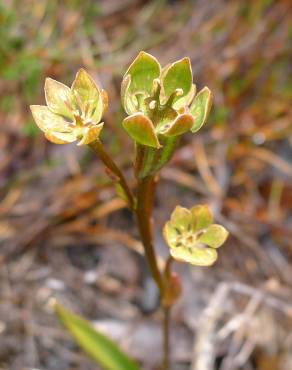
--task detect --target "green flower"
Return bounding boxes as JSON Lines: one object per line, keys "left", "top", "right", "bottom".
{"left": 30, "top": 69, "right": 108, "bottom": 145}
{"left": 121, "top": 52, "right": 212, "bottom": 148}
{"left": 163, "top": 205, "right": 228, "bottom": 266}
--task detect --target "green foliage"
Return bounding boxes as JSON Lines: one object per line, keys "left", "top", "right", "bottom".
{"left": 55, "top": 303, "right": 140, "bottom": 370}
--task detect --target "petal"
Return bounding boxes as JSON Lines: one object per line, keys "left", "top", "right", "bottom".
{"left": 160, "top": 114, "right": 194, "bottom": 136}
{"left": 101, "top": 89, "right": 108, "bottom": 115}
{"left": 30, "top": 105, "right": 70, "bottom": 132}
{"left": 122, "top": 113, "right": 160, "bottom": 148}
{"left": 190, "top": 87, "right": 213, "bottom": 132}
{"left": 121, "top": 74, "right": 138, "bottom": 115}
{"left": 170, "top": 206, "right": 192, "bottom": 231}
{"left": 71, "top": 69, "right": 103, "bottom": 123}
{"left": 191, "top": 205, "right": 213, "bottom": 231}
{"left": 45, "top": 78, "right": 74, "bottom": 119}
{"left": 163, "top": 221, "right": 179, "bottom": 249}
{"left": 161, "top": 57, "right": 192, "bottom": 103}
{"left": 170, "top": 246, "right": 218, "bottom": 266}
{"left": 197, "top": 224, "right": 229, "bottom": 248}
{"left": 77, "top": 123, "right": 104, "bottom": 146}
{"left": 45, "top": 131, "right": 76, "bottom": 144}
{"left": 125, "top": 51, "right": 161, "bottom": 95}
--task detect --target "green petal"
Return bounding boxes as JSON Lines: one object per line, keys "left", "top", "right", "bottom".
{"left": 191, "top": 205, "right": 213, "bottom": 231}
{"left": 30, "top": 105, "right": 71, "bottom": 132}
{"left": 125, "top": 51, "right": 161, "bottom": 95}
{"left": 161, "top": 57, "right": 192, "bottom": 103}
{"left": 71, "top": 69, "right": 103, "bottom": 122}
{"left": 170, "top": 206, "right": 192, "bottom": 231}
{"left": 198, "top": 224, "right": 229, "bottom": 248}
{"left": 170, "top": 246, "right": 218, "bottom": 266}
{"left": 163, "top": 221, "right": 179, "bottom": 249}
{"left": 161, "top": 114, "right": 194, "bottom": 136}
{"left": 44, "top": 78, "right": 74, "bottom": 120}
{"left": 121, "top": 74, "right": 138, "bottom": 115}
{"left": 122, "top": 113, "right": 160, "bottom": 148}
{"left": 190, "top": 87, "right": 213, "bottom": 132}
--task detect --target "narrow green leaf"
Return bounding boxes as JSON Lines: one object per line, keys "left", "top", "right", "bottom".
{"left": 123, "top": 113, "right": 160, "bottom": 148}
{"left": 190, "top": 87, "right": 213, "bottom": 132}
{"left": 125, "top": 51, "right": 161, "bottom": 94}
{"left": 55, "top": 303, "right": 140, "bottom": 370}
{"left": 162, "top": 58, "right": 192, "bottom": 102}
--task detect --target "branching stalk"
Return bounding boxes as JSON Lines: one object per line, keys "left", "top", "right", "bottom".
{"left": 89, "top": 139, "right": 135, "bottom": 210}
{"left": 135, "top": 174, "right": 164, "bottom": 294}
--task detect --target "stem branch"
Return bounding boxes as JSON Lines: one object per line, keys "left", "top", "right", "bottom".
{"left": 89, "top": 139, "right": 135, "bottom": 210}
{"left": 135, "top": 175, "right": 164, "bottom": 294}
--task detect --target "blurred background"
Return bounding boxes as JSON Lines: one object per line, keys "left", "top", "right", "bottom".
{"left": 0, "top": 0, "right": 292, "bottom": 369}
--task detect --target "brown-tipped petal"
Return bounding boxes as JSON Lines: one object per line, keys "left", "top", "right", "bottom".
{"left": 101, "top": 90, "right": 108, "bottom": 115}
{"left": 161, "top": 114, "right": 194, "bottom": 136}
{"left": 45, "top": 131, "right": 76, "bottom": 144}
{"left": 122, "top": 113, "right": 160, "bottom": 148}
{"left": 77, "top": 123, "right": 104, "bottom": 146}
{"left": 44, "top": 78, "right": 74, "bottom": 119}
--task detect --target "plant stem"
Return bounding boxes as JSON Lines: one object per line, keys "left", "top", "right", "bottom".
{"left": 89, "top": 139, "right": 135, "bottom": 210}
{"left": 162, "top": 306, "right": 171, "bottom": 370}
{"left": 91, "top": 139, "right": 171, "bottom": 367}
{"left": 135, "top": 175, "right": 164, "bottom": 294}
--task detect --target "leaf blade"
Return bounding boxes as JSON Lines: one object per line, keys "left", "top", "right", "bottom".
{"left": 55, "top": 303, "right": 140, "bottom": 370}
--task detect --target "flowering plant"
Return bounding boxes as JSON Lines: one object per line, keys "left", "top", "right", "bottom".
{"left": 30, "top": 52, "right": 228, "bottom": 370}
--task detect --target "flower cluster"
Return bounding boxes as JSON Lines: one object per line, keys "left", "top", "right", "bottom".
{"left": 121, "top": 51, "right": 212, "bottom": 148}
{"left": 30, "top": 69, "right": 107, "bottom": 145}
{"left": 163, "top": 205, "right": 228, "bottom": 266}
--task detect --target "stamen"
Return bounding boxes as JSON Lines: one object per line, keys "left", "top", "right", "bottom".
{"left": 149, "top": 100, "right": 156, "bottom": 110}
{"left": 152, "top": 78, "right": 161, "bottom": 100}
{"left": 165, "top": 88, "right": 184, "bottom": 107}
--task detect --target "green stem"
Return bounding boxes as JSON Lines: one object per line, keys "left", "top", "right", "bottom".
{"left": 89, "top": 139, "right": 135, "bottom": 210}
{"left": 135, "top": 175, "right": 164, "bottom": 294}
